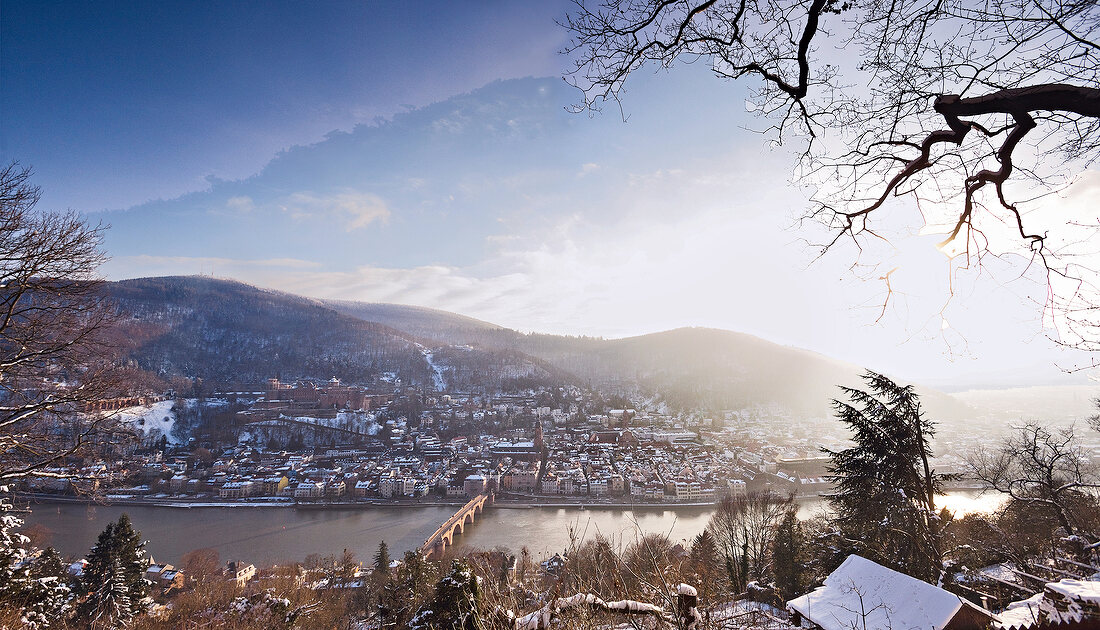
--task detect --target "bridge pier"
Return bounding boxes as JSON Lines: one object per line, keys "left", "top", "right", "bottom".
{"left": 420, "top": 493, "right": 491, "bottom": 560}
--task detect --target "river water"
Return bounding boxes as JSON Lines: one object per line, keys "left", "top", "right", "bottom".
{"left": 17, "top": 492, "right": 1005, "bottom": 567}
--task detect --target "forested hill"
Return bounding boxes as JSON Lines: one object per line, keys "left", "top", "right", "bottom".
{"left": 324, "top": 300, "right": 506, "bottom": 342}
{"left": 371, "top": 321, "right": 968, "bottom": 419}
{"left": 327, "top": 297, "right": 969, "bottom": 418}
{"left": 327, "top": 294, "right": 972, "bottom": 417}
{"left": 104, "top": 276, "right": 565, "bottom": 392}
{"left": 328, "top": 299, "right": 866, "bottom": 415}
{"left": 105, "top": 276, "right": 969, "bottom": 419}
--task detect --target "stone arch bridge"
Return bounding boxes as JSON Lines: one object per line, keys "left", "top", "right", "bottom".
{"left": 420, "top": 492, "right": 492, "bottom": 559}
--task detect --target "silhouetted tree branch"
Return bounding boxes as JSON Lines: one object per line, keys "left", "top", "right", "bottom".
{"left": 565, "top": 0, "right": 1100, "bottom": 349}
{"left": 968, "top": 423, "right": 1100, "bottom": 535}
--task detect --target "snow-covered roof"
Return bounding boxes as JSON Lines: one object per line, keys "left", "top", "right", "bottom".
{"left": 996, "top": 578, "right": 1100, "bottom": 628}
{"left": 997, "top": 592, "right": 1043, "bottom": 629}
{"left": 1045, "top": 578, "right": 1100, "bottom": 604}
{"left": 788, "top": 555, "right": 990, "bottom": 630}
{"left": 1040, "top": 578, "right": 1100, "bottom": 626}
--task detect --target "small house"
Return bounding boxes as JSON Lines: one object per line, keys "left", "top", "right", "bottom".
{"left": 788, "top": 555, "right": 995, "bottom": 630}
{"left": 226, "top": 560, "right": 257, "bottom": 588}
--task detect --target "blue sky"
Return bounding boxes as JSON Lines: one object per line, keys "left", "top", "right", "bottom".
{"left": 3, "top": 1, "right": 1095, "bottom": 389}
{"left": 3, "top": 1, "right": 570, "bottom": 211}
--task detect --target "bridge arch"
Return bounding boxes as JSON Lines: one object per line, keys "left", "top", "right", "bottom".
{"left": 420, "top": 492, "right": 491, "bottom": 559}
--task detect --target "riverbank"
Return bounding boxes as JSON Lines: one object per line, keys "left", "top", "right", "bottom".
{"left": 14, "top": 491, "right": 729, "bottom": 510}
{"left": 16, "top": 492, "right": 297, "bottom": 509}
{"left": 16, "top": 488, "right": 997, "bottom": 512}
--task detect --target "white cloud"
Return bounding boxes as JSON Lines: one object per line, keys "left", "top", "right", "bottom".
{"left": 226, "top": 195, "right": 255, "bottom": 212}
{"left": 578, "top": 162, "right": 600, "bottom": 177}
{"left": 282, "top": 190, "right": 391, "bottom": 231}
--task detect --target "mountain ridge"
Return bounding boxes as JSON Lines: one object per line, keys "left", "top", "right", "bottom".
{"left": 105, "top": 275, "right": 972, "bottom": 418}
{"left": 105, "top": 276, "right": 566, "bottom": 393}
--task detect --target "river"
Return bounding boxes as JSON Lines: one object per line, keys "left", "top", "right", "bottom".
{"left": 16, "top": 492, "right": 1005, "bottom": 567}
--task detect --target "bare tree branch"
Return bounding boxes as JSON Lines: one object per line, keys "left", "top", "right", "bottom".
{"left": 564, "top": 0, "right": 1100, "bottom": 349}
{"left": 0, "top": 163, "right": 132, "bottom": 483}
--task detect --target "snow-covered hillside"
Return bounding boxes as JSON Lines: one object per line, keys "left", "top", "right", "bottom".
{"left": 421, "top": 346, "right": 447, "bottom": 392}
{"left": 115, "top": 400, "right": 180, "bottom": 444}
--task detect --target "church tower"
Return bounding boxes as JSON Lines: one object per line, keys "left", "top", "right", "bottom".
{"left": 534, "top": 420, "right": 545, "bottom": 453}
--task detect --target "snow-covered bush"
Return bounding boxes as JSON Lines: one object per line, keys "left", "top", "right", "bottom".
{"left": 411, "top": 559, "right": 483, "bottom": 630}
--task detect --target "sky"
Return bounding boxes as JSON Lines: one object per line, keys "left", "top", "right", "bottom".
{"left": 3, "top": 1, "right": 1097, "bottom": 390}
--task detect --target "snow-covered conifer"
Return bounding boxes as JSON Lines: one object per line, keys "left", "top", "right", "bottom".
{"left": 0, "top": 491, "right": 71, "bottom": 628}
{"left": 77, "top": 513, "right": 150, "bottom": 626}
{"left": 87, "top": 560, "right": 133, "bottom": 629}
{"left": 411, "top": 559, "right": 483, "bottom": 630}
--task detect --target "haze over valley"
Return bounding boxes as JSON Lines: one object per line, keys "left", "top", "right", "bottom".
{"left": 5, "top": 1, "right": 1100, "bottom": 628}
{"left": 106, "top": 275, "right": 1075, "bottom": 426}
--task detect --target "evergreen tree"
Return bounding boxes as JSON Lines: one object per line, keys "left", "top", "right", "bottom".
{"left": 111, "top": 514, "right": 148, "bottom": 606}
{"left": 825, "top": 371, "right": 950, "bottom": 583}
{"left": 380, "top": 551, "right": 436, "bottom": 628}
{"left": 724, "top": 554, "right": 739, "bottom": 594}
{"left": 30, "top": 547, "right": 68, "bottom": 582}
{"left": 373, "top": 541, "right": 390, "bottom": 578}
{"left": 79, "top": 522, "right": 116, "bottom": 599}
{"left": 88, "top": 560, "right": 132, "bottom": 630}
{"left": 770, "top": 507, "right": 806, "bottom": 600}
{"left": 0, "top": 493, "right": 32, "bottom": 605}
{"left": 77, "top": 514, "right": 149, "bottom": 626}
{"left": 689, "top": 529, "right": 719, "bottom": 568}
{"left": 410, "top": 559, "right": 483, "bottom": 630}
{"left": 688, "top": 529, "right": 722, "bottom": 606}
{"left": 20, "top": 547, "right": 72, "bottom": 629}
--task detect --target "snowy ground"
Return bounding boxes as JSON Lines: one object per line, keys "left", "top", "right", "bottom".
{"left": 417, "top": 343, "right": 447, "bottom": 392}
{"left": 997, "top": 593, "right": 1043, "bottom": 628}
{"left": 284, "top": 411, "right": 380, "bottom": 433}
{"left": 114, "top": 400, "right": 180, "bottom": 444}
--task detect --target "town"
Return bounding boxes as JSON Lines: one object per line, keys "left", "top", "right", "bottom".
{"left": 11, "top": 373, "right": 1100, "bottom": 630}
{"left": 18, "top": 375, "right": 1000, "bottom": 507}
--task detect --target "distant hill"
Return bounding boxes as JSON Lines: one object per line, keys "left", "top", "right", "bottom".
{"left": 105, "top": 276, "right": 563, "bottom": 391}
{"left": 325, "top": 299, "right": 863, "bottom": 414}
{"left": 324, "top": 300, "right": 504, "bottom": 343}
{"left": 324, "top": 297, "right": 970, "bottom": 419}
{"left": 103, "top": 276, "right": 971, "bottom": 419}
{"left": 516, "top": 327, "right": 968, "bottom": 419}
{"left": 551, "top": 327, "right": 863, "bottom": 416}
{"left": 954, "top": 385, "right": 1100, "bottom": 424}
